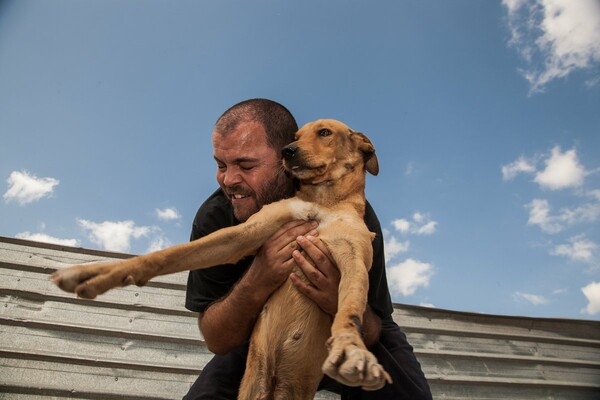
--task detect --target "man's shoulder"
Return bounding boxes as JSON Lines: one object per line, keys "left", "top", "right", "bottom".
{"left": 198, "top": 188, "right": 231, "bottom": 213}
{"left": 191, "top": 189, "right": 235, "bottom": 239}
{"left": 364, "top": 200, "right": 381, "bottom": 232}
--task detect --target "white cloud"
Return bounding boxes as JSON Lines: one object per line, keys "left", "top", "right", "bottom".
{"left": 581, "top": 281, "right": 600, "bottom": 315}
{"left": 392, "top": 219, "right": 411, "bottom": 234}
{"left": 387, "top": 258, "right": 434, "bottom": 297}
{"left": 585, "top": 75, "right": 600, "bottom": 88}
{"left": 527, "top": 199, "right": 563, "bottom": 233}
{"left": 501, "top": 157, "right": 537, "bottom": 181}
{"left": 392, "top": 213, "right": 437, "bottom": 236}
{"left": 589, "top": 190, "right": 600, "bottom": 201}
{"left": 502, "top": 0, "right": 527, "bottom": 14}
{"left": 155, "top": 207, "right": 181, "bottom": 221}
{"left": 534, "top": 147, "right": 586, "bottom": 190}
{"left": 560, "top": 202, "right": 600, "bottom": 225}
{"left": 503, "top": 0, "right": 600, "bottom": 93}
{"left": 412, "top": 212, "right": 425, "bottom": 223}
{"left": 551, "top": 235, "right": 598, "bottom": 263}
{"left": 384, "top": 235, "right": 410, "bottom": 264}
{"left": 416, "top": 221, "right": 438, "bottom": 235}
{"left": 147, "top": 235, "right": 172, "bottom": 252}
{"left": 503, "top": 147, "right": 588, "bottom": 190}
{"left": 513, "top": 291, "right": 549, "bottom": 305}
{"left": 15, "top": 231, "right": 79, "bottom": 247}
{"left": 526, "top": 198, "right": 600, "bottom": 234}
{"left": 3, "top": 170, "right": 59, "bottom": 205}
{"left": 78, "top": 219, "right": 151, "bottom": 253}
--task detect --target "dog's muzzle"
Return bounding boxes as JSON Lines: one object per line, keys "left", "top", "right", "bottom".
{"left": 282, "top": 144, "right": 298, "bottom": 161}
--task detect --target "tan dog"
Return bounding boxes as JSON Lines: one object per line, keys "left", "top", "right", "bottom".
{"left": 52, "top": 119, "right": 392, "bottom": 399}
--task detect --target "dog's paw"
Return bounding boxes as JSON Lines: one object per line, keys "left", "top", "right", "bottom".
{"left": 322, "top": 333, "right": 392, "bottom": 391}
{"left": 51, "top": 259, "right": 145, "bottom": 299}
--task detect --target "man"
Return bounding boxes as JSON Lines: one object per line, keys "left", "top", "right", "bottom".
{"left": 184, "top": 99, "right": 432, "bottom": 400}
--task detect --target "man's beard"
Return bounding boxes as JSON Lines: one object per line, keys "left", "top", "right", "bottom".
{"left": 227, "top": 170, "right": 294, "bottom": 222}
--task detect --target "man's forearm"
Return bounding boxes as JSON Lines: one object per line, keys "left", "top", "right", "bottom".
{"left": 362, "top": 305, "right": 382, "bottom": 347}
{"left": 199, "top": 275, "right": 272, "bottom": 355}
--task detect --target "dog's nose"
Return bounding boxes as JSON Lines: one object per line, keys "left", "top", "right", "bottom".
{"left": 282, "top": 145, "right": 297, "bottom": 160}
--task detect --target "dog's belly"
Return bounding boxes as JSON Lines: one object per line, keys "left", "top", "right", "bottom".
{"left": 246, "top": 277, "right": 332, "bottom": 394}
{"left": 258, "top": 277, "right": 331, "bottom": 359}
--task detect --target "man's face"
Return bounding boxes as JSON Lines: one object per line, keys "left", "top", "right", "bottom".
{"left": 213, "top": 121, "right": 291, "bottom": 222}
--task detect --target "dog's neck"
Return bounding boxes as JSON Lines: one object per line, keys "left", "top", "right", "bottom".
{"left": 295, "top": 169, "right": 367, "bottom": 216}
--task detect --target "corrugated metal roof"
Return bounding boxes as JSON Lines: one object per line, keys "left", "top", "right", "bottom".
{"left": 1, "top": 236, "right": 599, "bottom": 399}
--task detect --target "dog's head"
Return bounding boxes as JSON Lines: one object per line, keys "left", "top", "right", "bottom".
{"left": 282, "top": 119, "right": 378, "bottom": 184}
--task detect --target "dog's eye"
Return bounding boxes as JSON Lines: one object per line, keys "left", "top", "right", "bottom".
{"left": 318, "top": 128, "right": 331, "bottom": 137}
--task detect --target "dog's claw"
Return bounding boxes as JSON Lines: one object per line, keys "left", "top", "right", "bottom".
{"left": 123, "top": 275, "right": 135, "bottom": 286}
{"left": 322, "top": 334, "right": 392, "bottom": 391}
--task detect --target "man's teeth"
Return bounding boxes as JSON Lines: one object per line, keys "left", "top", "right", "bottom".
{"left": 233, "top": 194, "right": 247, "bottom": 199}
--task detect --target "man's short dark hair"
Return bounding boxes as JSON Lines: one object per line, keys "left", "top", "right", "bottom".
{"left": 214, "top": 99, "right": 298, "bottom": 152}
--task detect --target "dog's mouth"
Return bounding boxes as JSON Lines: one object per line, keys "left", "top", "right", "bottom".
{"left": 281, "top": 145, "right": 328, "bottom": 179}
{"left": 289, "top": 164, "right": 324, "bottom": 172}
{"left": 284, "top": 162, "right": 326, "bottom": 177}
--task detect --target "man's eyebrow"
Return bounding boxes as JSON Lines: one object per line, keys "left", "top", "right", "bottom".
{"left": 213, "top": 155, "right": 261, "bottom": 164}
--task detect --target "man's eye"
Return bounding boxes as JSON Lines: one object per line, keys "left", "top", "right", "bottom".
{"left": 217, "top": 164, "right": 226, "bottom": 171}
{"left": 240, "top": 165, "right": 255, "bottom": 171}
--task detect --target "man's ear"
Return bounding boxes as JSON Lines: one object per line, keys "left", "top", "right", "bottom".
{"left": 351, "top": 130, "right": 379, "bottom": 176}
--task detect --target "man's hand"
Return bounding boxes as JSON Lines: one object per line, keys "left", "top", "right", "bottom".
{"left": 199, "top": 219, "right": 317, "bottom": 355}
{"left": 247, "top": 220, "right": 319, "bottom": 296}
{"left": 290, "top": 235, "right": 340, "bottom": 316}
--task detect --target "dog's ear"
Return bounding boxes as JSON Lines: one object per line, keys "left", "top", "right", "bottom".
{"left": 350, "top": 130, "right": 379, "bottom": 176}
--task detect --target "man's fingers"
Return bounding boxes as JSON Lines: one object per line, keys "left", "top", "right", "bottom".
{"left": 290, "top": 272, "right": 318, "bottom": 296}
{"left": 296, "top": 236, "right": 338, "bottom": 279}
{"left": 289, "top": 257, "right": 338, "bottom": 316}
{"left": 270, "top": 220, "right": 318, "bottom": 252}
{"left": 292, "top": 248, "right": 322, "bottom": 285}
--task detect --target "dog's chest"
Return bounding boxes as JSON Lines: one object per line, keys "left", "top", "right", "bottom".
{"left": 287, "top": 199, "right": 362, "bottom": 229}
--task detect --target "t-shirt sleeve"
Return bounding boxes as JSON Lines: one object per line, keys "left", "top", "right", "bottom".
{"left": 364, "top": 201, "right": 394, "bottom": 318}
{"left": 184, "top": 190, "right": 250, "bottom": 313}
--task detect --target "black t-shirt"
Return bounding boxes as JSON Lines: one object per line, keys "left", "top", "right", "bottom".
{"left": 185, "top": 188, "right": 393, "bottom": 319}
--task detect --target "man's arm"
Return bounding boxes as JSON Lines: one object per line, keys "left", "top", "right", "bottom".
{"left": 199, "top": 220, "right": 319, "bottom": 355}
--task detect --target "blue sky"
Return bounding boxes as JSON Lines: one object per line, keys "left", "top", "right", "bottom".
{"left": 1, "top": 0, "right": 599, "bottom": 320}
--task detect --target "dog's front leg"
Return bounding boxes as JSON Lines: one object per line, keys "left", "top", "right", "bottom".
{"left": 51, "top": 199, "right": 318, "bottom": 299}
{"left": 321, "top": 237, "right": 392, "bottom": 391}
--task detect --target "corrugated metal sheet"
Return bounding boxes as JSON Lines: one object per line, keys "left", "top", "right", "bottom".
{"left": 1, "top": 236, "right": 599, "bottom": 399}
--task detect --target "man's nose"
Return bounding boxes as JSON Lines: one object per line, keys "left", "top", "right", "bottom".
{"left": 222, "top": 169, "right": 242, "bottom": 186}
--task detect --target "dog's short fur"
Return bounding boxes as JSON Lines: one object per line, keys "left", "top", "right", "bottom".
{"left": 52, "top": 119, "right": 392, "bottom": 399}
